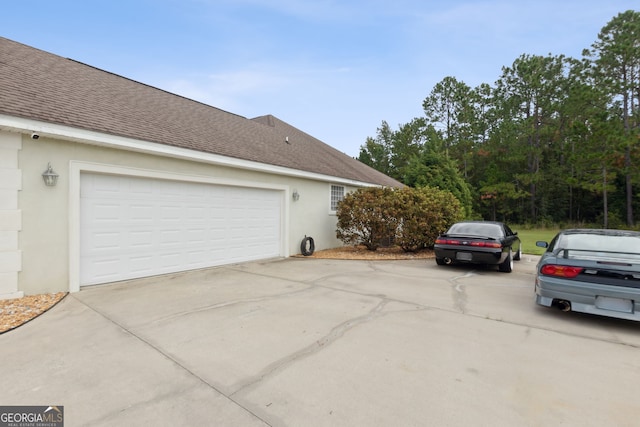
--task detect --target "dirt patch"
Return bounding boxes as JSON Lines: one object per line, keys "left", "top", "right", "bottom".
{"left": 0, "top": 292, "right": 67, "bottom": 334}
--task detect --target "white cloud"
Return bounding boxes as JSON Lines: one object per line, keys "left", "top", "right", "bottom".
{"left": 161, "top": 61, "right": 356, "bottom": 115}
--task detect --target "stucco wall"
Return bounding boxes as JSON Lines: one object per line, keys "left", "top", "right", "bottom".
{"left": 15, "top": 132, "right": 355, "bottom": 295}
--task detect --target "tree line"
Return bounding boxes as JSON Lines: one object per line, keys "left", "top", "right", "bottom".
{"left": 358, "top": 10, "right": 640, "bottom": 228}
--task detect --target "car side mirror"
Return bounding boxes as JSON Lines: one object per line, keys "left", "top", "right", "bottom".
{"left": 536, "top": 241, "right": 548, "bottom": 248}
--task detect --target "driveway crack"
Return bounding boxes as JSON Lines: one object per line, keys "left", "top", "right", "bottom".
{"left": 229, "top": 299, "right": 389, "bottom": 396}
{"left": 146, "top": 286, "right": 315, "bottom": 325}
{"left": 449, "top": 271, "right": 476, "bottom": 313}
{"left": 70, "top": 294, "right": 273, "bottom": 426}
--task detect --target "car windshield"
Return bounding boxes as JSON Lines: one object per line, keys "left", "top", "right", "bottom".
{"left": 447, "top": 223, "right": 503, "bottom": 238}
{"left": 556, "top": 233, "right": 640, "bottom": 260}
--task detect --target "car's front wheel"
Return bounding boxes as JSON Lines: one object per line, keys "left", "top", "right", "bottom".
{"left": 498, "top": 250, "right": 513, "bottom": 273}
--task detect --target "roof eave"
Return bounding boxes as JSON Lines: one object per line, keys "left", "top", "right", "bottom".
{"left": 0, "top": 114, "right": 383, "bottom": 188}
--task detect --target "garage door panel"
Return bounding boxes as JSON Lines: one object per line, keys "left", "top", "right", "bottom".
{"left": 159, "top": 251, "right": 182, "bottom": 266}
{"left": 130, "top": 204, "right": 154, "bottom": 221}
{"left": 185, "top": 229, "right": 206, "bottom": 243}
{"left": 159, "top": 229, "right": 181, "bottom": 245}
{"left": 130, "top": 255, "right": 154, "bottom": 274}
{"left": 185, "top": 249, "right": 207, "bottom": 263}
{"left": 91, "top": 231, "right": 120, "bottom": 250}
{"left": 80, "top": 174, "right": 282, "bottom": 286}
{"left": 87, "top": 257, "right": 123, "bottom": 282}
{"left": 130, "top": 230, "right": 154, "bottom": 248}
{"left": 186, "top": 206, "right": 206, "bottom": 219}
{"left": 88, "top": 203, "right": 121, "bottom": 223}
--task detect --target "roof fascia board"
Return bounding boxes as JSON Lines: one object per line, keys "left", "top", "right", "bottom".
{"left": 0, "top": 115, "right": 378, "bottom": 187}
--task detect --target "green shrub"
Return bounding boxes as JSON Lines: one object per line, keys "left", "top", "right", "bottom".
{"left": 394, "top": 187, "right": 464, "bottom": 252}
{"left": 336, "top": 187, "right": 398, "bottom": 251}
{"left": 336, "top": 186, "right": 464, "bottom": 252}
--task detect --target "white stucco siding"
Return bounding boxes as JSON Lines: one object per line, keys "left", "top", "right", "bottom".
{"left": 17, "top": 135, "right": 353, "bottom": 294}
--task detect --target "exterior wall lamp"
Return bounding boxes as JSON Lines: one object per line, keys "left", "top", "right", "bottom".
{"left": 42, "top": 163, "right": 59, "bottom": 187}
{"left": 292, "top": 189, "right": 300, "bottom": 201}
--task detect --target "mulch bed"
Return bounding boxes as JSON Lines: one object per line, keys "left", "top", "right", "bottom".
{"left": 298, "top": 245, "right": 435, "bottom": 260}
{"left": 0, "top": 292, "right": 67, "bottom": 334}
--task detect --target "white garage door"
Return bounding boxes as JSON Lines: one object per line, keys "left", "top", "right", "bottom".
{"left": 80, "top": 173, "right": 282, "bottom": 286}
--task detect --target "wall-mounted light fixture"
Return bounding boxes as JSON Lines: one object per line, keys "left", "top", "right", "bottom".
{"left": 292, "top": 189, "right": 300, "bottom": 201}
{"left": 41, "top": 163, "right": 59, "bottom": 187}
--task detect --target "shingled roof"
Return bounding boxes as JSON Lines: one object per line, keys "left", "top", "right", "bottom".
{"left": 0, "top": 37, "right": 401, "bottom": 187}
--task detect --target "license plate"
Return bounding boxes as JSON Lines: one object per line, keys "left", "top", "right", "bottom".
{"left": 595, "top": 296, "right": 633, "bottom": 313}
{"left": 456, "top": 252, "right": 473, "bottom": 261}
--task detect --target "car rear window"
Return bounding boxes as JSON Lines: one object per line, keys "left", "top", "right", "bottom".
{"left": 559, "top": 234, "right": 640, "bottom": 259}
{"left": 448, "top": 223, "right": 503, "bottom": 238}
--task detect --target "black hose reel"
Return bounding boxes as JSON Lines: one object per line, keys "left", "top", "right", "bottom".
{"left": 300, "top": 236, "right": 315, "bottom": 256}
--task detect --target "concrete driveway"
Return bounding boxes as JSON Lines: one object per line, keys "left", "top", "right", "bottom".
{"left": 1, "top": 256, "right": 639, "bottom": 426}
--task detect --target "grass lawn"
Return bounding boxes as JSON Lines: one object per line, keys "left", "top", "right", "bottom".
{"left": 513, "top": 227, "right": 560, "bottom": 255}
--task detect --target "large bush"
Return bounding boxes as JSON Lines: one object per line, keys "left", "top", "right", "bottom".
{"left": 394, "top": 186, "right": 464, "bottom": 252}
{"left": 336, "top": 187, "right": 398, "bottom": 251}
{"left": 336, "top": 186, "right": 464, "bottom": 251}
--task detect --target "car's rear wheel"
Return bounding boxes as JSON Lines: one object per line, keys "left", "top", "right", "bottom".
{"left": 514, "top": 245, "right": 521, "bottom": 261}
{"left": 498, "top": 250, "right": 513, "bottom": 273}
{"left": 435, "top": 257, "right": 445, "bottom": 265}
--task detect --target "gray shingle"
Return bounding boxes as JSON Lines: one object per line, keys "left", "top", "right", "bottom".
{"left": 0, "top": 37, "right": 401, "bottom": 187}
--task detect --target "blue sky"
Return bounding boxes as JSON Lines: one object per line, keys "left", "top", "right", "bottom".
{"left": 3, "top": 1, "right": 637, "bottom": 157}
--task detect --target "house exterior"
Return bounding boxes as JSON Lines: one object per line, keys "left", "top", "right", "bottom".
{"left": 0, "top": 37, "right": 401, "bottom": 298}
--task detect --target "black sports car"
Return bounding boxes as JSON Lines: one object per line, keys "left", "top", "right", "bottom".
{"left": 434, "top": 221, "right": 521, "bottom": 273}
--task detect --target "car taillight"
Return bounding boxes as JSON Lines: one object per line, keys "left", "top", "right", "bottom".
{"left": 470, "top": 241, "right": 502, "bottom": 248}
{"left": 540, "top": 264, "right": 583, "bottom": 278}
{"left": 436, "top": 238, "right": 501, "bottom": 248}
{"left": 436, "top": 238, "right": 461, "bottom": 245}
